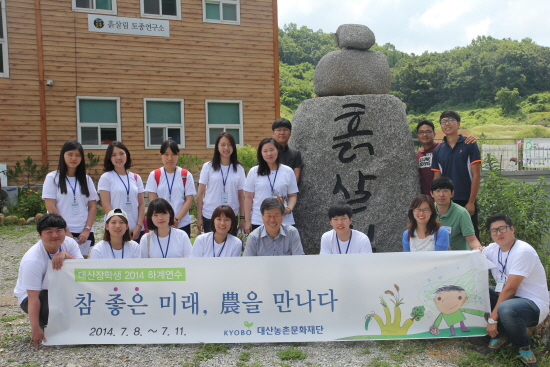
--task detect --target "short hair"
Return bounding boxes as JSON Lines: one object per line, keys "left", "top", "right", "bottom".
{"left": 328, "top": 201, "right": 353, "bottom": 219}
{"left": 435, "top": 285, "right": 465, "bottom": 294}
{"left": 260, "top": 198, "right": 285, "bottom": 215}
{"left": 416, "top": 119, "right": 435, "bottom": 132}
{"left": 146, "top": 198, "right": 175, "bottom": 231}
{"left": 431, "top": 176, "right": 454, "bottom": 192}
{"left": 37, "top": 213, "right": 66, "bottom": 234}
{"left": 257, "top": 137, "right": 281, "bottom": 176}
{"left": 486, "top": 214, "right": 513, "bottom": 231}
{"left": 439, "top": 110, "right": 461, "bottom": 123}
{"left": 272, "top": 118, "right": 292, "bottom": 131}
{"left": 211, "top": 205, "right": 237, "bottom": 234}
{"left": 104, "top": 211, "right": 131, "bottom": 242}
{"left": 160, "top": 140, "right": 180, "bottom": 155}
{"left": 103, "top": 141, "right": 133, "bottom": 171}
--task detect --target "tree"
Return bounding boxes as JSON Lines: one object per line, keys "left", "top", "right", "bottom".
{"left": 495, "top": 87, "right": 520, "bottom": 115}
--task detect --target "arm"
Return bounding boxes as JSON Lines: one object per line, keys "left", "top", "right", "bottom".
{"left": 237, "top": 189, "right": 245, "bottom": 230}
{"left": 99, "top": 190, "right": 113, "bottom": 214}
{"left": 77, "top": 200, "right": 97, "bottom": 245}
{"left": 435, "top": 227, "right": 450, "bottom": 251}
{"left": 131, "top": 192, "right": 145, "bottom": 240}
{"left": 433, "top": 171, "right": 441, "bottom": 179}
{"left": 293, "top": 167, "right": 302, "bottom": 184}
{"left": 196, "top": 183, "right": 206, "bottom": 232}
{"left": 26, "top": 290, "right": 46, "bottom": 350}
{"left": 486, "top": 274, "right": 525, "bottom": 338}
{"left": 284, "top": 193, "right": 297, "bottom": 216}
{"left": 465, "top": 234, "right": 482, "bottom": 250}
{"left": 466, "top": 162, "right": 481, "bottom": 215}
{"left": 319, "top": 232, "right": 332, "bottom": 254}
{"left": 243, "top": 191, "right": 254, "bottom": 234}
{"left": 289, "top": 227, "right": 305, "bottom": 255}
{"left": 464, "top": 135, "right": 477, "bottom": 144}
{"left": 402, "top": 230, "right": 411, "bottom": 252}
{"left": 51, "top": 250, "right": 77, "bottom": 270}
{"left": 174, "top": 195, "right": 193, "bottom": 228}
{"left": 147, "top": 192, "right": 158, "bottom": 201}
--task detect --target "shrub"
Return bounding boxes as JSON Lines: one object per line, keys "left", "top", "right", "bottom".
{"left": 177, "top": 154, "right": 204, "bottom": 175}
{"left": 16, "top": 187, "right": 46, "bottom": 219}
{"left": 237, "top": 145, "right": 257, "bottom": 173}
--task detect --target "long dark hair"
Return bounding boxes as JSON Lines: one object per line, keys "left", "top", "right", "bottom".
{"left": 257, "top": 137, "right": 281, "bottom": 176}
{"left": 211, "top": 132, "right": 240, "bottom": 172}
{"left": 55, "top": 140, "right": 90, "bottom": 197}
{"left": 407, "top": 195, "right": 440, "bottom": 239}
{"left": 103, "top": 141, "right": 133, "bottom": 172}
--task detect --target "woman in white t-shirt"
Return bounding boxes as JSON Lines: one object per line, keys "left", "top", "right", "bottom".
{"left": 243, "top": 137, "right": 299, "bottom": 233}
{"left": 197, "top": 132, "right": 245, "bottom": 234}
{"left": 402, "top": 195, "right": 449, "bottom": 252}
{"left": 42, "top": 141, "right": 98, "bottom": 258}
{"left": 98, "top": 141, "right": 145, "bottom": 241}
{"left": 191, "top": 205, "right": 242, "bottom": 257}
{"left": 91, "top": 208, "right": 140, "bottom": 259}
{"left": 140, "top": 198, "right": 192, "bottom": 258}
{"left": 146, "top": 140, "right": 196, "bottom": 237}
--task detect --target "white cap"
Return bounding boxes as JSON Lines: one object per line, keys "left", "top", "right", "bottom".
{"left": 105, "top": 208, "right": 128, "bottom": 223}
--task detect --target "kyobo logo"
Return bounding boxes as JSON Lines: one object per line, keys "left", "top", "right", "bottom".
{"left": 94, "top": 18, "right": 105, "bottom": 29}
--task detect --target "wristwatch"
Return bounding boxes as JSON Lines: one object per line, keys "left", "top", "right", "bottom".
{"left": 85, "top": 226, "right": 92, "bottom": 230}
{"left": 487, "top": 318, "right": 498, "bottom": 324}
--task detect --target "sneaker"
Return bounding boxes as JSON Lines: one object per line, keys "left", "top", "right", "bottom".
{"left": 482, "top": 336, "right": 508, "bottom": 355}
{"left": 518, "top": 346, "right": 538, "bottom": 367}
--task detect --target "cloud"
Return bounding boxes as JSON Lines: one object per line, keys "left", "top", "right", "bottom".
{"left": 465, "top": 18, "right": 492, "bottom": 43}
{"left": 418, "top": 0, "right": 473, "bottom": 28}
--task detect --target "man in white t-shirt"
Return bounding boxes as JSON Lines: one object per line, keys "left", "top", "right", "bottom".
{"left": 14, "top": 213, "right": 83, "bottom": 350}
{"left": 320, "top": 201, "right": 372, "bottom": 254}
{"left": 482, "top": 214, "right": 548, "bottom": 366}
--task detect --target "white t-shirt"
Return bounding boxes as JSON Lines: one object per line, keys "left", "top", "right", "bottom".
{"left": 198, "top": 161, "right": 245, "bottom": 219}
{"left": 483, "top": 239, "right": 549, "bottom": 324}
{"left": 139, "top": 228, "right": 192, "bottom": 258}
{"left": 320, "top": 229, "right": 372, "bottom": 254}
{"left": 410, "top": 230, "right": 435, "bottom": 252}
{"left": 14, "top": 237, "right": 83, "bottom": 305}
{"left": 190, "top": 232, "right": 242, "bottom": 257}
{"left": 145, "top": 167, "right": 196, "bottom": 227}
{"left": 98, "top": 171, "right": 144, "bottom": 229}
{"left": 90, "top": 240, "right": 141, "bottom": 259}
{"left": 42, "top": 171, "right": 99, "bottom": 233}
{"left": 244, "top": 164, "right": 299, "bottom": 225}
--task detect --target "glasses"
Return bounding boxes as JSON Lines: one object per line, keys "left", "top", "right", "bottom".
{"left": 440, "top": 118, "right": 457, "bottom": 125}
{"left": 274, "top": 128, "right": 290, "bottom": 133}
{"left": 489, "top": 225, "right": 511, "bottom": 235}
{"left": 417, "top": 130, "right": 434, "bottom": 135}
{"left": 413, "top": 208, "right": 431, "bottom": 214}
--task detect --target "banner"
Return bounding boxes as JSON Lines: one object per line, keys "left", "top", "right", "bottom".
{"left": 523, "top": 138, "right": 550, "bottom": 169}
{"left": 481, "top": 144, "right": 519, "bottom": 171}
{"left": 45, "top": 251, "right": 490, "bottom": 345}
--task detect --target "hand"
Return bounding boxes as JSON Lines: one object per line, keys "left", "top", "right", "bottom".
{"left": 131, "top": 226, "right": 141, "bottom": 240}
{"left": 464, "top": 135, "right": 477, "bottom": 144}
{"left": 197, "top": 218, "right": 204, "bottom": 233}
{"left": 284, "top": 207, "right": 292, "bottom": 215}
{"left": 429, "top": 325, "right": 440, "bottom": 335}
{"left": 78, "top": 229, "right": 90, "bottom": 245}
{"left": 486, "top": 323, "right": 498, "bottom": 338}
{"left": 465, "top": 202, "right": 475, "bottom": 216}
{"left": 30, "top": 327, "right": 46, "bottom": 351}
{"left": 238, "top": 221, "right": 245, "bottom": 230}
{"left": 51, "top": 252, "right": 67, "bottom": 270}
{"left": 244, "top": 222, "right": 252, "bottom": 234}
{"left": 172, "top": 217, "right": 180, "bottom": 229}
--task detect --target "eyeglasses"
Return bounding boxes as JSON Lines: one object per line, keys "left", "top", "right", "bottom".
{"left": 489, "top": 225, "right": 511, "bottom": 235}
{"left": 413, "top": 208, "right": 431, "bottom": 214}
{"left": 274, "top": 128, "right": 290, "bottom": 133}
{"left": 440, "top": 118, "right": 457, "bottom": 125}
{"left": 417, "top": 130, "right": 434, "bottom": 135}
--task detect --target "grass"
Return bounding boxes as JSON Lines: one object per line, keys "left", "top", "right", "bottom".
{"left": 277, "top": 347, "right": 307, "bottom": 361}
{"left": 0, "top": 314, "right": 25, "bottom": 323}
{"left": 194, "top": 343, "right": 230, "bottom": 362}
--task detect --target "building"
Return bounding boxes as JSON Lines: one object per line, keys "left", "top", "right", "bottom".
{"left": 0, "top": 0, "right": 279, "bottom": 182}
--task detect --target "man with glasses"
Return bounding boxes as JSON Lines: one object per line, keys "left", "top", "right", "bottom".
{"left": 482, "top": 214, "right": 548, "bottom": 366}
{"left": 272, "top": 118, "right": 303, "bottom": 182}
{"left": 430, "top": 110, "right": 481, "bottom": 238}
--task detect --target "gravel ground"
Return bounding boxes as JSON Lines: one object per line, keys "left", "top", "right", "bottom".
{"left": 0, "top": 220, "right": 492, "bottom": 367}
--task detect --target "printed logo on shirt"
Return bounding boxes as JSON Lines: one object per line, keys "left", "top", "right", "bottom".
{"left": 418, "top": 153, "right": 433, "bottom": 168}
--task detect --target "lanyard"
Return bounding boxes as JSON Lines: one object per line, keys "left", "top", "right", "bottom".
{"left": 115, "top": 171, "right": 131, "bottom": 203}
{"left": 109, "top": 242, "right": 124, "bottom": 259}
{"left": 336, "top": 230, "right": 353, "bottom": 254}
{"left": 164, "top": 168, "right": 177, "bottom": 202}
{"left": 66, "top": 177, "right": 78, "bottom": 203}
{"left": 267, "top": 169, "right": 279, "bottom": 193}
{"left": 212, "top": 233, "right": 227, "bottom": 257}
{"left": 45, "top": 246, "right": 63, "bottom": 260}
{"left": 220, "top": 165, "right": 231, "bottom": 193}
{"left": 498, "top": 239, "right": 516, "bottom": 279}
{"left": 157, "top": 228, "right": 172, "bottom": 258}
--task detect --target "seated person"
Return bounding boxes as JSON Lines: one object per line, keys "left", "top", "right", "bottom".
{"left": 402, "top": 195, "right": 449, "bottom": 251}
{"left": 320, "top": 201, "right": 372, "bottom": 254}
{"left": 430, "top": 177, "right": 482, "bottom": 250}
{"left": 14, "top": 213, "right": 83, "bottom": 351}
{"left": 90, "top": 208, "right": 141, "bottom": 259}
{"left": 243, "top": 198, "right": 304, "bottom": 256}
{"left": 191, "top": 205, "right": 243, "bottom": 257}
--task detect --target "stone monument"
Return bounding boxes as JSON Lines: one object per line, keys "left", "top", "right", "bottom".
{"left": 290, "top": 24, "right": 419, "bottom": 254}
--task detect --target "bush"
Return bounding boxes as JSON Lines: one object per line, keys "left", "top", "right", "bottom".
{"left": 237, "top": 145, "right": 257, "bottom": 173}
{"left": 16, "top": 187, "right": 46, "bottom": 219}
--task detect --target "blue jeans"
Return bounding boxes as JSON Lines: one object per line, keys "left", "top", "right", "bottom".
{"left": 489, "top": 286, "right": 540, "bottom": 348}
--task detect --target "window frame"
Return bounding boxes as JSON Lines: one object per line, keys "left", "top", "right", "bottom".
{"left": 205, "top": 99, "right": 243, "bottom": 148}
{"left": 143, "top": 98, "right": 186, "bottom": 149}
{"left": 203, "top": 0, "right": 240, "bottom": 25}
{"left": 72, "top": 0, "right": 118, "bottom": 15}
{"left": 0, "top": 0, "right": 9, "bottom": 78}
{"left": 76, "top": 96, "right": 121, "bottom": 149}
{"left": 141, "top": 0, "right": 181, "bottom": 21}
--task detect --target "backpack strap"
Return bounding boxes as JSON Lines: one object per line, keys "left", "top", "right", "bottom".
{"left": 154, "top": 168, "right": 161, "bottom": 185}
{"left": 147, "top": 233, "right": 151, "bottom": 258}
{"left": 155, "top": 167, "right": 188, "bottom": 196}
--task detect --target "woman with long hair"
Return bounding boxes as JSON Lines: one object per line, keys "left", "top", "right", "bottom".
{"left": 191, "top": 205, "right": 242, "bottom": 257}
{"left": 98, "top": 141, "right": 145, "bottom": 241}
{"left": 402, "top": 194, "right": 449, "bottom": 251}
{"left": 90, "top": 208, "right": 140, "bottom": 259}
{"left": 42, "top": 140, "right": 98, "bottom": 257}
{"left": 243, "top": 137, "right": 298, "bottom": 233}
{"left": 196, "top": 132, "right": 245, "bottom": 233}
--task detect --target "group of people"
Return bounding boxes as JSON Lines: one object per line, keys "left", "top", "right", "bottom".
{"left": 14, "top": 111, "right": 548, "bottom": 367}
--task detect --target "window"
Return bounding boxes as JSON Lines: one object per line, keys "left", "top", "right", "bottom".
{"left": 203, "top": 0, "right": 240, "bottom": 25}
{"left": 77, "top": 97, "right": 121, "bottom": 149}
{"left": 144, "top": 98, "right": 185, "bottom": 149}
{"left": 72, "top": 0, "right": 117, "bottom": 15}
{"left": 0, "top": 0, "right": 8, "bottom": 77}
{"left": 141, "top": 0, "right": 180, "bottom": 20}
{"left": 205, "top": 100, "right": 243, "bottom": 148}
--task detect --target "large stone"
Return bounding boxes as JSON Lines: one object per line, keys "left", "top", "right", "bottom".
{"left": 335, "top": 24, "right": 375, "bottom": 50}
{"left": 290, "top": 95, "right": 419, "bottom": 254}
{"left": 314, "top": 50, "right": 391, "bottom": 96}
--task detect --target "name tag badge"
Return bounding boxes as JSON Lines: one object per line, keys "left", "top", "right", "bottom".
{"left": 495, "top": 280, "right": 505, "bottom": 292}
{"left": 271, "top": 189, "right": 279, "bottom": 198}
{"left": 125, "top": 202, "right": 132, "bottom": 211}
{"left": 443, "top": 226, "right": 452, "bottom": 235}
{"left": 71, "top": 203, "right": 80, "bottom": 215}
{"left": 221, "top": 191, "right": 228, "bottom": 204}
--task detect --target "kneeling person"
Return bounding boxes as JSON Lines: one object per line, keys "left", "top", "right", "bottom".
{"left": 244, "top": 198, "right": 304, "bottom": 256}
{"left": 14, "top": 213, "right": 83, "bottom": 350}
{"left": 320, "top": 202, "right": 372, "bottom": 254}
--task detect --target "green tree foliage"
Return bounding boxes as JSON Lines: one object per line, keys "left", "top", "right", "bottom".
{"left": 512, "top": 126, "right": 550, "bottom": 139}
{"left": 279, "top": 61, "right": 315, "bottom": 111}
{"left": 6, "top": 156, "right": 49, "bottom": 187}
{"left": 495, "top": 87, "right": 520, "bottom": 115}
{"left": 236, "top": 145, "right": 257, "bottom": 173}
{"left": 279, "top": 23, "right": 337, "bottom": 66}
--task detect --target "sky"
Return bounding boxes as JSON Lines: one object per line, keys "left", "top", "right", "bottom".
{"left": 277, "top": 0, "right": 550, "bottom": 55}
